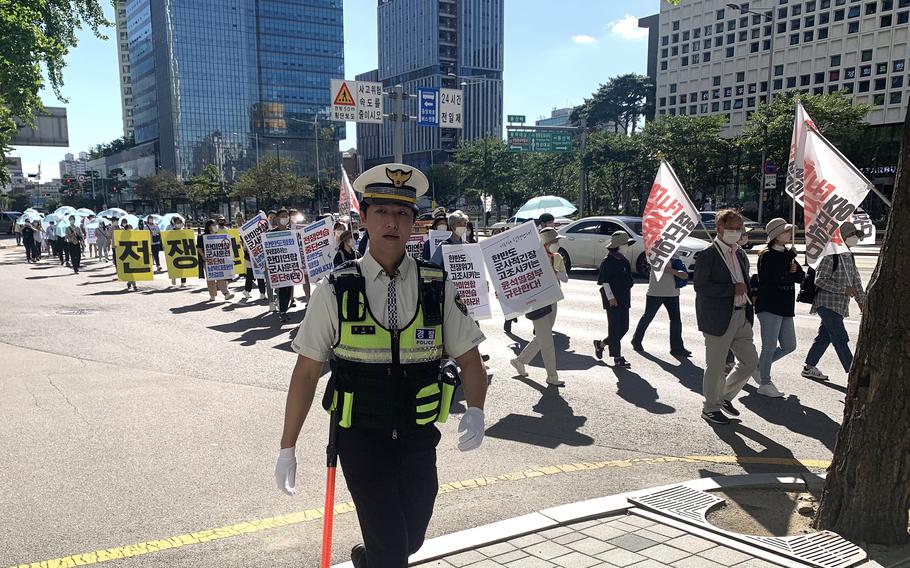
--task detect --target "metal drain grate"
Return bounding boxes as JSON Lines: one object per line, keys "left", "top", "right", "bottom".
{"left": 629, "top": 485, "right": 867, "bottom": 568}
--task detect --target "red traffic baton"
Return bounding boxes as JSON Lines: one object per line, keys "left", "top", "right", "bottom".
{"left": 320, "top": 409, "right": 340, "bottom": 568}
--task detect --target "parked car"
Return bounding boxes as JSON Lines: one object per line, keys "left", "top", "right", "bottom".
{"left": 699, "top": 211, "right": 763, "bottom": 249}
{"left": 489, "top": 216, "right": 530, "bottom": 234}
{"left": 556, "top": 215, "right": 710, "bottom": 276}
{"left": 1, "top": 211, "right": 22, "bottom": 235}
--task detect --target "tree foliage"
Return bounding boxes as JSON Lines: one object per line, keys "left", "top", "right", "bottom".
{"left": 184, "top": 164, "right": 222, "bottom": 208}
{"left": 0, "top": 0, "right": 111, "bottom": 182}
{"left": 571, "top": 74, "right": 653, "bottom": 134}
{"left": 133, "top": 170, "right": 182, "bottom": 210}
{"left": 231, "top": 156, "right": 314, "bottom": 207}
{"left": 88, "top": 135, "right": 136, "bottom": 159}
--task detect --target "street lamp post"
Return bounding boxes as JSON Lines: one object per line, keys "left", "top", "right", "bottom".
{"left": 727, "top": 2, "right": 775, "bottom": 223}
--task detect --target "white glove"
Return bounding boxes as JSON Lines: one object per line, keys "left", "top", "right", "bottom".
{"left": 275, "top": 446, "right": 297, "bottom": 495}
{"left": 457, "top": 407, "right": 485, "bottom": 452}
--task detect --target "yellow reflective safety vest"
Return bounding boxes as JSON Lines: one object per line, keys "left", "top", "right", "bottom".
{"left": 326, "top": 259, "right": 457, "bottom": 431}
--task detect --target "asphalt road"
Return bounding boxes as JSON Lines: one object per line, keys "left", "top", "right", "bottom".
{"left": 0, "top": 239, "right": 880, "bottom": 567}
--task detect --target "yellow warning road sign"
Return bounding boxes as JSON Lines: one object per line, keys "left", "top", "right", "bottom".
{"left": 333, "top": 82, "right": 355, "bottom": 106}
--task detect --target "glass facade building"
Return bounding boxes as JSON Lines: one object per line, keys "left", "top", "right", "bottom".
{"left": 125, "top": 0, "right": 344, "bottom": 182}
{"left": 358, "top": 0, "right": 504, "bottom": 170}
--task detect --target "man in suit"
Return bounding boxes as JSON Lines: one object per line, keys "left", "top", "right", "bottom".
{"left": 694, "top": 209, "right": 758, "bottom": 425}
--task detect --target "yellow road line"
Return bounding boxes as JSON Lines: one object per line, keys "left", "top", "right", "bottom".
{"left": 9, "top": 455, "right": 830, "bottom": 568}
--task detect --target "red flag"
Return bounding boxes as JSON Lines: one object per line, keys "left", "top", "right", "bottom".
{"left": 642, "top": 160, "right": 699, "bottom": 280}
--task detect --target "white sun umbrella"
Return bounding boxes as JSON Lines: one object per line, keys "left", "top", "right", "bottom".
{"left": 54, "top": 217, "right": 71, "bottom": 237}
{"left": 54, "top": 206, "right": 77, "bottom": 218}
{"left": 76, "top": 208, "right": 96, "bottom": 217}
{"left": 98, "top": 207, "right": 128, "bottom": 219}
{"left": 515, "top": 196, "right": 578, "bottom": 219}
{"left": 41, "top": 213, "right": 63, "bottom": 230}
{"left": 17, "top": 211, "right": 42, "bottom": 225}
{"left": 157, "top": 213, "right": 185, "bottom": 230}
{"left": 120, "top": 214, "right": 140, "bottom": 229}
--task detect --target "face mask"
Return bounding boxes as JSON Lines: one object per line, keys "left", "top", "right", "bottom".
{"left": 845, "top": 235, "right": 859, "bottom": 247}
{"left": 435, "top": 224, "right": 448, "bottom": 232}
{"left": 278, "top": 216, "right": 289, "bottom": 225}
{"left": 359, "top": 229, "right": 366, "bottom": 235}
{"left": 547, "top": 243, "right": 560, "bottom": 254}
{"left": 345, "top": 240, "right": 354, "bottom": 249}
{"left": 454, "top": 226, "right": 467, "bottom": 237}
{"left": 174, "top": 223, "right": 184, "bottom": 229}
{"left": 721, "top": 230, "right": 742, "bottom": 245}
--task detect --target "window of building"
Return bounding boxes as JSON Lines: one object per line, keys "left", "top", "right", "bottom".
{"left": 820, "top": 11, "right": 831, "bottom": 23}
{"left": 680, "top": 94, "right": 688, "bottom": 103}
{"left": 843, "top": 82, "right": 855, "bottom": 92}
{"left": 774, "top": 64, "right": 785, "bottom": 76}
{"left": 659, "top": 97, "right": 667, "bottom": 107}
{"left": 702, "top": 91, "right": 710, "bottom": 101}
{"left": 690, "top": 104, "right": 698, "bottom": 114}
{"left": 694, "top": 28, "right": 702, "bottom": 38}
{"left": 901, "top": 0, "right": 909, "bottom": 7}
{"left": 726, "top": 46, "right": 735, "bottom": 57}
{"left": 875, "top": 77, "right": 887, "bottom": 89}
{"left": 787, "top": 76, "right": 797, "bottom": 87}
{"left": 670, "top": 84, "right": 677, "bottom": 93}
{"left": 723, "top": 100, "right": 732, "bottom": 110}
{"left": 681, "top": 56, "right": 689, "bottom": 66}
{"left": 815, "top": 71, "right": 826, "bottom": 83}
{"left": 822, "top": 0, "right": 831, "bottom": 7}
{"left": 672, "top": 33, "right": 679, "bottom": 43}
{"left": 748, "top": 83, "right": 757, "bottom": 93}
{"left": 898, "top": 10, "right": 909, "bottom": 22}
{"left": 837, "top": 0, "right": 846, "bottom": 6}
{"left": 662, "top": 35, "right": 669, "bottom": 45}
{"left": 673, "top": 20, "right": 680, "bottom": 30}
{"left": 702, "top": 103, "right": 710, "bottom": 113}
{"left": 807, "top": 0, "right": 817, "bottom": 10}
{"left": 859, "top": 80, "right": 870, "bottom": 91}
{"left": 774, "top": 78, "right": 784, "bottom": 89}
{"left": 779, "top": 6, "right": 788, "bottom": 18}
{"left": 734, "top": 99, "right": 744, "bottom": 109}
{"left": 848, "top": 5, "right": 861, "bottom": 16}
{"left": 713, "top": 75, "right": 722, "bottom": 86}
{"left": 830, "top": 69, "right": 841, "bottom": 80}
{"left": 835, "top": 8, "right": 846, "bottom": 19}
{"left": 861, "top": 64, "right": 872, "bottom": 76}
{"left": 728, "top": 19, "right": 737, "bottom": 30}
{"left": 790, "top": 33, "right": 800, "bottom": 44}
{"left": 747, "top": 96, "right": 756, "bottom": 107}
{"left": 845, "top": 67, "right": 857, "bottom": 79}
{"left": 662, "top": 48, "right": 669, "bottom": 58}
{"left": 713, "top": 88, "right": 721, "bottom": 99}
{"left": 895, "top": 60, "right": 906, "bottom": 72}
{"left": 819, "top": 26, "right": 829, "bottom": 37}
{"left": 693, "top": 53, "right": 701, "bottom": 64}
{"left": 831, "top": 55, "right": 842, "bottom": 67}
{"left": 881, "top": 13, "right": 893, "bottom": 24}
{"left": 672, "top": 46, "right": 679, "bottom": 55}
{"left": 883, "top": 0, "right": 894, "bottom": 9}
{"left": 861, "top": 49, "right": 873, "bottom": 62}
{"left": 866, "top": 1, "right": 878, "bottom": 13}
{"left": 683, "top": 30, "right": 690, "bottom": 40}
{"left": 683, "top": 44, "right": 690, "bottom": 53}
{"left": 892, "top": 75, "right": 904, "bottom": 87}
{"left": 736, "top": 85, "right": 745, "bottom": 95}
{"left": 804, "top": 30, "right": 815, "bottom": 40}
{"left": 761, "top": 81, "right": 769, "bottom": 91}
{"left": 801, "top": 74, "right": 812, "bottom": 85}
{"left": 877, "top": 62, "right": 888, "bottom": 74}
{"left": 753, "top": 14, "right": 763, "bottom": 24}
{"left": 890, "top": 91, "right": 902, "bottom": 103}
{"left": 793, "top": 4, "right": 803, "bottom": 14}
{"left": 715, "top": 36, "right": 724, "bottom": 46}
{"left": 669, "top": 95, "right": 677, "bottom": 105}
{"left": 763, "top": 39, "right": 772, "bottom": 50}
{"left": 778, "top": 21, "right": 788, "bottom": 32}
{"left": 704, "top": 51, "right": 712, "bottom": 62}
{"left": 727, "top": 32, "right": 736, "bottom": 44}
{"left": 829, "top": 84, "right": 841, "bottom": 93}
{"left": 717, "top": 8, "right": 726, "bottom": 19}
{"left": 704, "top": 38, "right": 712, "bottom": 48}
{"left": 765, "top": 24, "right": 773, "bottom": 35}
{"left": 874, "top": 93, "right": 885, "bottom": 105}
{"left": 814, "top": 86, "right": 825, "bottom": 94}
{"left": 704, "top": 25, "right": 713, "bottom": 35}
{"left": 806, "top": 15, "right": 816, "bottom": 25}
{"left": 848, "top": 21, "right": 859, "bottom": 31}
{"left": 736, "top": 71, "right": 745, "bottom": 82}
{"left": 740, "top": 16, "right": 749, "bottom": 27}
{"left": 791, "top": 18, "right": 802, "bottom": 29}
{"left": 739, "top": 30, "right": 748, "bottom": 41}
{"left": 661, "top": 61, "right": 668, "bottom": 70}
{"left": 724, "top": 86, "right": 733, "bottom": 96}
{"left": 712, "top": 101, "right": 721, "bottom": 111}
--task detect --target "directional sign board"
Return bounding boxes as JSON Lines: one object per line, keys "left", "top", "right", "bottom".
{"left": 330, "top": 79, "right": 384, "bottom": 124}
{"left": 507, "top": 115, "right": 526, "bottom": 124}
{"left": 506, "top": 128, "right": 573, "bottom": 153}
{"left": 417, "top": 87, "right": 439, "bottom": 126}
{"left": 439, "top": 88, "right": 464, "bottom": 129}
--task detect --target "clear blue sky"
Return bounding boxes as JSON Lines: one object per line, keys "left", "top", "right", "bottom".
{"left": 13, "top": 0, "right": 659, "bottom": 182}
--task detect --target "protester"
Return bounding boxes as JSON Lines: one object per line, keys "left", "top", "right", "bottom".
{"left": 630, "top": 254, "right": 691, "bottom": 358}
{"left": 272, "top": 209, "right": 294, "bottom": 321}
{"left": 511, "top": 227, "right": 567, "bottom": 387}
{"left": 32, "top": 220, "right": 44, "bottom": 261}
{"left": 537, "top": 213, "right": 556, "bottom": 229}
{"left": 86, "top": 215, "right": 97, "bottom": 258}
{"left": 465, "top": 221, "right": 476, "bottom": 244}
{"left": 21, "top": 221, "right": 36, "bottom": 263}
{"left": 13, "top": 221, "right": 22, "bottom": 246}
{"left": 165, "top": 216, "right": 189, "bottom": 288}
{"left": 96, "top": 220, "right": 111, "bottom": 262}
{"left": 47, "top": 221, "right": 61, "bottom": 262}
{"left": 234, "top": 213, "right": 265, "bottom": 300}
{"left": 198, "top": 220, "right": 234, "bottom": 301}
{"left": 754, "top": 218, "right": 804, "bottom": 397}
{"left": 357, "top": 227, "right": 370, "bottom": 256}
{"left": 593, "top": 231, "right": 635, "bottom": 368}
{"left": 267, "top": 209, "right": 278, "bottom": 229}
{"left": 430, "top": 210, "right": 468, "bottom": 266}
{"left": 333, "top": 221, "right": 346, "bottom": 244}
{"left": 333, "top": 230, "right": 360, "bottom": 266}
{"left": 802, "top": 221, "right": 865, "bottom": 381}
{"left": 421, "top": 208, "right": 449, "bottom": 260}
{"left": 65, "top": 215, "right": 84, "bottom": 274}
{"left": 694, "top": 209, "right": 758, "bottom": 425}
{"left": 147, "top": 214, "right": 163, "bottom": 271}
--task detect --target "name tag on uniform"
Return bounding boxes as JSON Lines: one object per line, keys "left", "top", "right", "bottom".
{"left": 351, "top": 325, "right": 376, "bottom": 335}
{"left": 415, "top": 328, "right": 436, "bottom": 346}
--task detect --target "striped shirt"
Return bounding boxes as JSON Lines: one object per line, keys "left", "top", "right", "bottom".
{"left": 812, "top": 253, "right": 864, "bottom": 317}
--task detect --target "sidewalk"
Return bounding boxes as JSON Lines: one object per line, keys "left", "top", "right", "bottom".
{"left": 334, "top": 473, "right": 908, "bottom": 568}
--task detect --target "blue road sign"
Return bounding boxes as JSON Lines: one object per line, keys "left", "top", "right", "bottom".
{"left": 417, "top": 88, "right": 439, "bottom": 127}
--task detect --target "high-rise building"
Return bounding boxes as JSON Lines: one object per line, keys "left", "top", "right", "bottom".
{"left": 357, "top": 0, "right": 504, "bottom": 170}
{"left": 535, "top": 108, "right": 573, "bottom": 127}
{"left": 115, "top": 2, "right": 134, "bottom": 140}
{"left": 639, "top": 0, "right": 910, "bottom": 133}
{"left": 125, "top": 0, "right": 344, "bottom": 182}
{"left": 59, "top": 152, "right": 89, "bottom": 178}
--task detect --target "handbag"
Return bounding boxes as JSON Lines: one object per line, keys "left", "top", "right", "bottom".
{"left": 525, "top": 304, "right": 553, "bottom": 321}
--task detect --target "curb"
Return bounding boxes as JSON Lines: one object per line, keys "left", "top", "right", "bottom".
{"left": 331, "top": 471, "right": 840, "bottom": 567}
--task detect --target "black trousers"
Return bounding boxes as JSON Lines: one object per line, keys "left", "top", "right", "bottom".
{"left": 54, "top": 239, "right": 65, "bottom": 264}
{"left": 68, "top": 242, "right": 82, "bottom": 272}
{"left": 338, "top": 427, "right": 440, "bottom": 568}
{"left": 152, "top": 241, "right": 162, "bottom": 268}
{"left": 277, "top": 286, "right": 292, "bottom": 313}
{"left": 603, "top": 306, "right": 630, "bottom": 358}
{"left": 23, "top": 238, "right": 34, "bottom": 261}
{"left": 32, "top": 240, "right": 42, "bottom": 260}
{"left": 632, "top": 295, "right": 685, "bottom": 352}
{"left": 244, "top": 267, "right": 265, "bottom": 294}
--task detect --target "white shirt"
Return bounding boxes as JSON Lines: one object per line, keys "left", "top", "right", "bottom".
{"left": 713, "top": 237, "right": 748, "bottom": 307}
{"left": 291, "top": 251, "right": 486, "bottom": 362}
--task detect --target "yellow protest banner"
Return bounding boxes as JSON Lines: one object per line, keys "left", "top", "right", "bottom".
{"left": 161, "top": 229, "right": 201, "bottom": 279}
{"left": 114, "top": 229, "right": 154, "bottom": 281}
{"left": 227, "top": 228, "right": 246, "bottom": 273}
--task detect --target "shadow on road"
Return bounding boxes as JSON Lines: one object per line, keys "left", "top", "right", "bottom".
{"left": 508, "top": 331, "right": 602, "bottom": 373}
{"left": 170, "top": 300, "right": 223, "bottom": 313}
{"left": 803, "top": 375, "right": 848, "bottom": 395}
{"left": 88, "top": 288, "right": 138, "bottom": 296}
{"left": 639, "top": 351, "right": 704, "bottom": 395}
{"left": 611, "top": 366, "right": 676, "bottom": 414}
{"left": 207, "top": 311, "right": 297, "bottom": 346}
{"left": 740, "top": 390, "right": 839, "bottom": 452}
{"left": 25, "top": 273, "right": 74, "bottom": 279}
{"left": 485, "top": 375, "right": 594, "bottom": 449}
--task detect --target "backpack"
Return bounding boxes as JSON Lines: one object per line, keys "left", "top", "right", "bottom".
{"left": 798, "top": 255, "right": 838, "bottom": 305}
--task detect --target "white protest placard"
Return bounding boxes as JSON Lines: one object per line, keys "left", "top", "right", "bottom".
{"left": 263, "top": 230, "right": 304, "bottom": 289}
{"left": 480, "top": 221, "right": 563, "bottom": 319}
{"left": 85, "top": 221, "right": 99, "bottom": 246}
{"left": 406, "top": 233, "right": 427, "bottom": 258}
{"left": 203, "top": 233, "right": 235, "bottom": 281}
{"left": 428, "top": 229, "right": 452, "bottom": 257}
{"left": 297, "top": 217, "right": 338, "bottom": 283}
{"left": 442, "top": 243, "right": 492, "bottom": 320}
{"left": 240, "top": 213, "right": 270, "bottom": 280}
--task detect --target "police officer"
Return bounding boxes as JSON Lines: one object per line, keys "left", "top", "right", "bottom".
{"left": 275, "top": 163, "right": 488, "bottom": 567}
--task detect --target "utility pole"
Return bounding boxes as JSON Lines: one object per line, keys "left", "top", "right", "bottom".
{"left": 579, "top": 117, "right": 588, "bottom": 218}
{"left": 389, "top": 84, "right": 408, "bottom": 163}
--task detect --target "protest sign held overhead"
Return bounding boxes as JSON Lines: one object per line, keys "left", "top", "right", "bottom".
{"left": 297, "top": 217, "right": 337, "bottom": 282}
{"left": 203, "top": 233, "right": 235, "bottom": 281}
{"left": 480, "top": 221, "right": 563, "bottom": 319}
{"left": 85, "top": 221, "right": 98, "bottom": 246}
{"left": 406, "top": 233, "right": 427, "bottom": 258}
{"left": 114, "top": 230, "right": 154, "bottom": 282}
{"left": 443, "top": 243, "right": 492, "bottom": 320}
{"left": 240, "top": 213, "right": 270, "bottom": 280}
{"left": 803, "top": 129, "right": 873, "bottom": 268}
{"left": 227, "top": 229, "right": 246, "bottom": 273}
{"left": 161, "top": 229, "right": 199, "bottom": 278}
{"left": 428, "top": 229, "right": 452, "bottom": 257}
{"left": 642, "top": 160, "right": 699, "bottom": 280}
{"left": 264, "top": 229, "right": 304, "bottom": 289}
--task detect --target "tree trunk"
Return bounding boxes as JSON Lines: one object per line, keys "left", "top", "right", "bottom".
{"left": 812, "top": 110, "right": 910, "bottom": 545}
